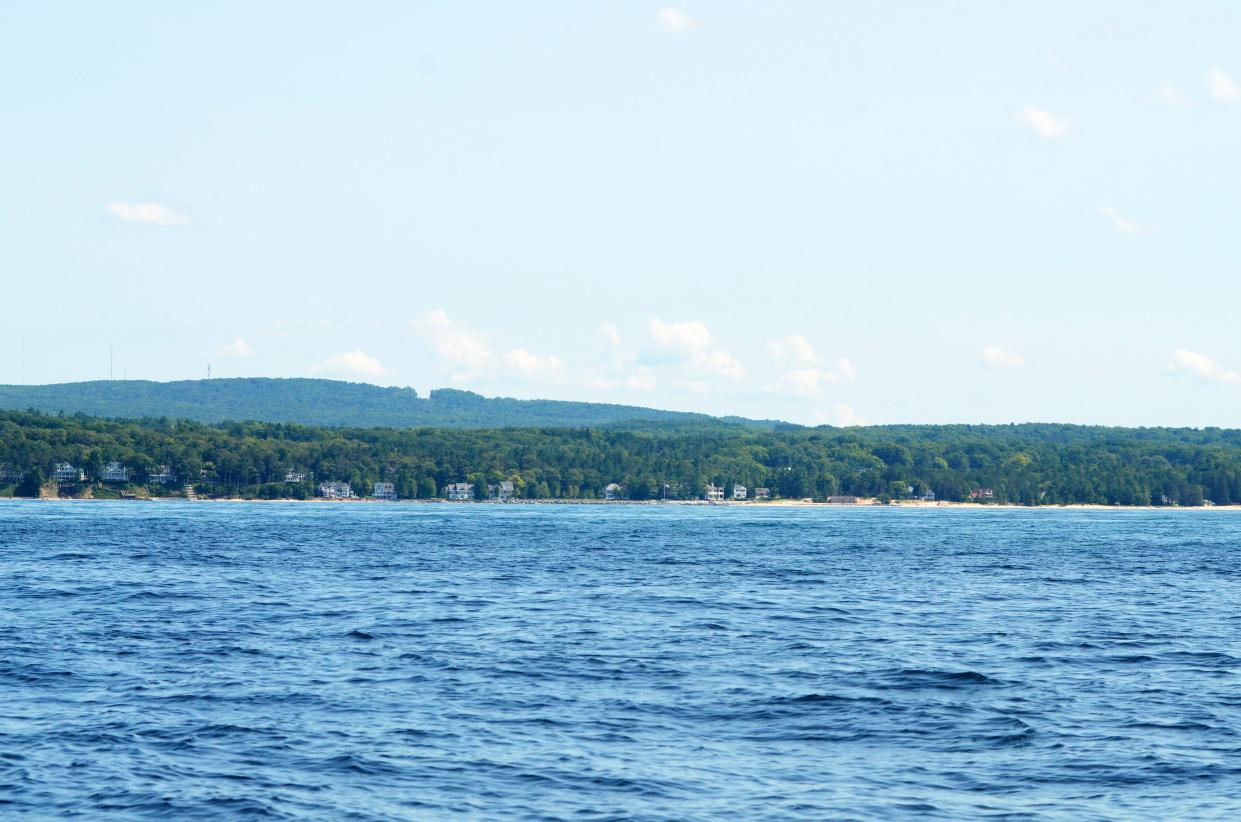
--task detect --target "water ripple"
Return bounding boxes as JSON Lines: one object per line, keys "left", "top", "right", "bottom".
{"left": 2, "top": 501, "right": 1241, "bottom": 820}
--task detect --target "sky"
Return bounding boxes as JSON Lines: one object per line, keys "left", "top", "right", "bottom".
{"left": 2, "top": 2, "right": 1240, "bottom": 427}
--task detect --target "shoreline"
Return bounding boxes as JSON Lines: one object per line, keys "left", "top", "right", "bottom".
{"left": 3, "top": 496, "right": 1240, "bottom": 511}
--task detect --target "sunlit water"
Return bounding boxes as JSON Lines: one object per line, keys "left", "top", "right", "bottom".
{"left": 2, "top": 501, "right": 1240, "bottom": 819}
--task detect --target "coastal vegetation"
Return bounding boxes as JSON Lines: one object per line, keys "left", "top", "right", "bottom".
{"left": 3, "top": 410, "right": 1241, "bottom": 505}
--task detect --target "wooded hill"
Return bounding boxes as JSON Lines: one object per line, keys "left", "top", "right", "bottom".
{"left": 0, "top": 378, "right": 772, "bottom": 429}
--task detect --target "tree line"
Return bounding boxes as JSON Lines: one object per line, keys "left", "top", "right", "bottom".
{"left": 2, "top": 410, "right": 1241, "bottom": 505}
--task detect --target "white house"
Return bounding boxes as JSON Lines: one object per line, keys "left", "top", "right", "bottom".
{"left": 705, "top": 483, "right": 725, "bottom": 501}
{"left": 444, "top": 482, "right": 474, "bottom": 501}
{"left": 284, "top": 470, "right": 308, "bottom": 483}
{"left": 733, "top": 484, "right": 747, "bottom": 500}
{"left": 318, "top": 480, "right": 354, "bottom": 499}
{"left": 53, "top": 462, "right": 85, "bottom": 482}
{"left": 101, "top": 461, "right": 129, "bottom": 483}
{"left": 604, "top": 482, "right": 623, "bottom": 500}
{"left": 372, "top": 481, "right": 396, "bottom": 501}
{"left": 148, "top": 465, "right": 177, "bottom": 485}
{"left": 487, "top": 480, "right": 514, "bottom": 501}
{"left": 754, "top": 487, "right": 771, "bottom": 500}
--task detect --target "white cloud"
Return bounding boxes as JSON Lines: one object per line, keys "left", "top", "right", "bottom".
{"left": 768, "top": 335, "right": 854, "bottom": 395}
{"left": 649, "top": 318, "right": 713, "bottom": 351}
{"left": 1168, "top": 349, "right": 1241, "bottom": 384}
{"left": 502, "top": 348, "right": 568, "bottom": 382}
{"left": 215, "top": 337, "right": 254, "bottom": 358}
{"left": 980, "top": 345, "right": 1025, "bottom": 369}
{"left": 647, "top": 318, "right": 745, "bottom": 383}
{"left": 818, "top": 402, "right": 865, "bottom": 427}
{"left": 1015, "top": 105, "right": 1073, "bottom": 139}
{"left": 768, "top": 334, "right": 820, "bottom": 368}
{"left": 412, "top": 309, "right": 570, "bottom": 384}
{"left": 1156, "top": 83, "right": 1193, "bottom": 109}
{"left": 310, "top": 350, "right": 390, "bottom": 379}
{"left": 583, "top": 371, "right": 658, "bottom": 392}
{"left": 600, "top": 322, "right": 623, "bottom": 346}
{"left": 656, "top": 7, "right": 695, "bottom": 34}
{"left": 1208, "top": 69, "right": 1241, "bottom": 104}
{"left": 779, "top": 369, "right": 827, "bottom": 396}
{"left": 775, "top": 359, "right": 856, "bottom": 396}
{"left": 698, "top": 349, "right": 746, "bottom": 380}
{"left": 1099, "top": 206, "right": 1155, "bottom": 235}
{"left": 624, "top": 372, "right": 657, "bottom": 391}
{"left": 411, "top": 309, "right": 495, "bottom": 371}
{"left": 106, "top": 202, "right": 191, "bottom": 226}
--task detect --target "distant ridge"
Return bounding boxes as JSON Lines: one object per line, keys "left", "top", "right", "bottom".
{"left": 0, "top": 378, "right": 780, "bottom": 429}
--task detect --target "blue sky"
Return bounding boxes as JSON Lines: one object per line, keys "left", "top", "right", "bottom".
{"left": 2, "top": 2, "right": 1240, "bottom": 426}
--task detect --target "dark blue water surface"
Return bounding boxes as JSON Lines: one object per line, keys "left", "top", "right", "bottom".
{"left": 2, "top": 501, "right": 1241, "bottom": 819}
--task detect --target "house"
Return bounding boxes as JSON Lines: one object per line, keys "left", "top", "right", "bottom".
{"left": 0, "top": 466, "right": 24, "bottom": 482}
{"left": 920, "top": 490, "right": 936, "bottom": 501}
{"left": 317, "top": 480, "right": 354, "bottom": 499}
{"left": 372, "top": 481, "right": 396, "bottom": 501}
{"left": 284, "top": 470, "right": 307, "bottom": 483}
{"left": 733, "top": 484, "right": 747, "bottom": 500}
{"left": 826, "top": 495, "right": 861, "bottom": 504}
{"left": 444, "top": 482, "right": 474, "bottom": 501}
{"left": 487, "top": 480, "right": 514, "bottom": 501}
{"left": 53, "top": 462, "right": 85, "bottom": 482}
{"left": 100, "top": 461, "right": 129, "bottom": 483}
{"left": 604, "top": 482, "right": 624, "bottom": 501}
{"left": 147, "top": 465, "right": 177, "bottom": 484}
{"left": 754, "top": 487, "right": 771, "bottom": 500}
{"left": 705, "top": 483, "right": 725, "bottom": 501}
{"left": 970, "top": 487, "right": 994, "bottom": 501}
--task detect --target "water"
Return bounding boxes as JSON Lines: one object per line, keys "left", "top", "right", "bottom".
{"left": 2, "top": 502, "right": 1240, "bottom": 820}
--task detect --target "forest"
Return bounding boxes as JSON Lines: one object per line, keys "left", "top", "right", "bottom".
{"left": 0, "top": 378, "right": 738, "bottom": 429}
{"left": 3, "top": 410, "right": 1241, "bottom": 505}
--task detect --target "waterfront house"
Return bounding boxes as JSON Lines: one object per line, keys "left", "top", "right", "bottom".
{"left": 284, "top": 470, "right": 308, "bottom": 483}
{"left": 921, "top": 490, "right": 936, "bottom": 501}
{"left": 372, "top": 481, "right": 396, "bottom": 501}
{"left": 733, "top": 484, "right": 747, "bottom": 500}
{"left": 604, "top": 482, "right": 623, "bottom": 500}
{"left": 445, "top": 482, "right": 474, "bottom": 501}
{"left": 317, "top": 480, "right": 354, "bottom": 499}
{"left": 0, "top": 466, "right": 24, "bottom": 483}
{"left": 970, "top": 487, "right": 994, "bottom": 501}
{"left": 101, "top": 461, "right": 129, "bottom": 483}
{"left": 487, "top": 480, "right": 514, "bottom": 501}
{"left": 705, "top": 483, "right": 725, "bottom": 501}
{"left": 754, "top": 487, "right": 771, "bottom": 500}
{"left": 826, "top": 495, "right": 861, "bottom": 505}
{"left": 53, "top": 462, "right": 85, "bottom": 483}
{"left": 148, "top": 465, "right": 177, "bottom": 485}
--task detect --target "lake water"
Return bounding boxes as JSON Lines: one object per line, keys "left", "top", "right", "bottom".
{"left": 2, "top": 502, "right": 1240, "bottom": 819}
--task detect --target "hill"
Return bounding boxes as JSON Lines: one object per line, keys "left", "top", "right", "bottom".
{"left": 0, "top": 378, "right": 772, "bottom": 429}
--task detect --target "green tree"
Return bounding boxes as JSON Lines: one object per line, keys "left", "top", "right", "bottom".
{"left": 16, "top": 467, "right": 44, "bottom": 498}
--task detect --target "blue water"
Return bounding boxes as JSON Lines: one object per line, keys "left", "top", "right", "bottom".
{"left": 2, "top": 502, "right": 1240, "bottom": 819}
